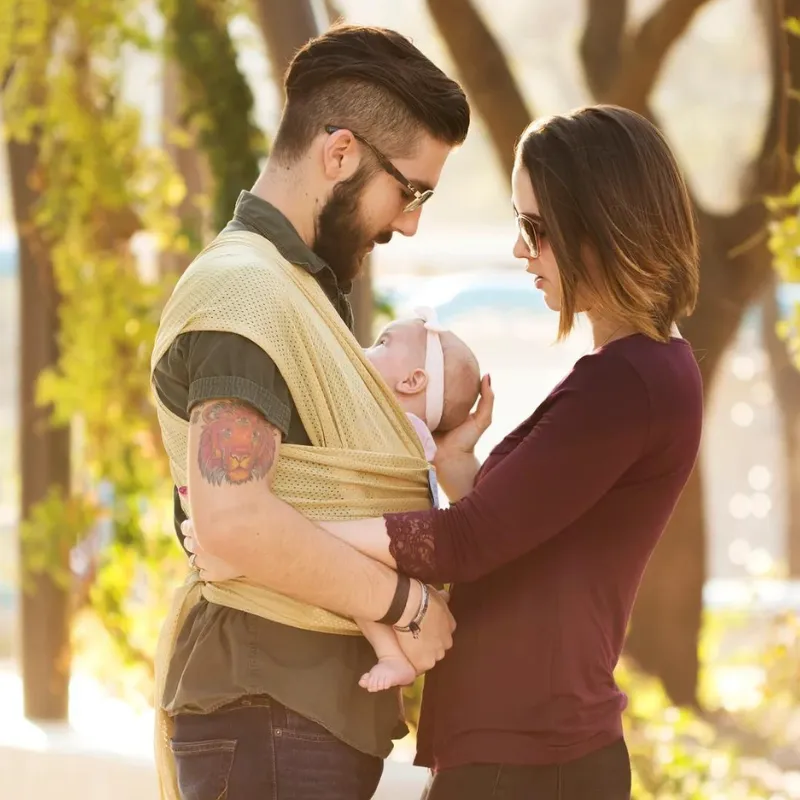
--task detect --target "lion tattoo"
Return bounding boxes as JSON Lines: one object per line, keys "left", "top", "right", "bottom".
{"left": 196, "top": 400, "right": 276, "bottom": 486}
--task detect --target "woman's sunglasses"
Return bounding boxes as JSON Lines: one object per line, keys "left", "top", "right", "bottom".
{"left": 515, "top": 211, "right": 545, "bottom": 259}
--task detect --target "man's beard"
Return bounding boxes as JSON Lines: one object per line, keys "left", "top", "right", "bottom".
{"left": 314, "top": 168, "right": 392, "bottom": 284}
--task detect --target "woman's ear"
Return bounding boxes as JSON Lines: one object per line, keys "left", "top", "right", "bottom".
{"left": 395, "top": 368, "right": 428, "bottom": 397}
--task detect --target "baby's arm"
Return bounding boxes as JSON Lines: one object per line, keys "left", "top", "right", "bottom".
{"left": 357, "top": 619, "right": 417, "bottom": 692}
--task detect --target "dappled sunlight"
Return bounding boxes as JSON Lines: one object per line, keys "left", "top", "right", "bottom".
{"left": 711, "top": 665, "right": 766, "bottom": 711}
{"left": 0, "top": 662, "right": 153, "bottom": 757}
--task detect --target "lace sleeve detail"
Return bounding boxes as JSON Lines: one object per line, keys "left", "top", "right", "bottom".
{"left": 385, "top": 511, "right": 438, "bottom": 583}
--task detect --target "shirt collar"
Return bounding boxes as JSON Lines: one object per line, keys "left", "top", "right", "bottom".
{"left": 231, "top": 191, "right": 350, "bottom": 290}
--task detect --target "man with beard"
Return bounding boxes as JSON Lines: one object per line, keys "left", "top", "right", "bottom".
{"left": 150, "top": 24, "right": 470, "bottom": 800}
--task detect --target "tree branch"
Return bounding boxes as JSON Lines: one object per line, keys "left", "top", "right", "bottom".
{"left": 322, "top": 0, "right": 344, "bottom": 25}
{"left": 579, "top": 0, "right": 627, "bottom": 98}
{"left": 722, "top": 0, "right": 800, "bottom": 313}
{"left": 601, "top": 0, "right": 714, "bottom": 112}
{"left": 1, "top": 63, "right": 15, "bottom": 92}
{"left": 250, "top": 0, "right": 320, "bottom": 96}
{"left": 426, "top": 0, "right": 532, "bottom": 179}
{"left": 746, "top": 0, "right": 800, "bottom": 197}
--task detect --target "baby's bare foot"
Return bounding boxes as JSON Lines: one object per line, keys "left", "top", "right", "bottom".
{"left": 359, "top": 656, "right": 417, "bottom": 692}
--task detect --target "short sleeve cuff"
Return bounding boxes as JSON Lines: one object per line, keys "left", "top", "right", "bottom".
{"left": 187, "top": 375, "right": 291, "bottom": 436}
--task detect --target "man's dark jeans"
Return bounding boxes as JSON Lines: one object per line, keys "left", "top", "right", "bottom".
{"left": 170, "top": 696, "right": 383, "bottom": 800}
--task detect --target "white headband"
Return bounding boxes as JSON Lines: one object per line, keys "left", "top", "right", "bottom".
{"left": 414, "top": 306, "right": 447, "bottom": 431}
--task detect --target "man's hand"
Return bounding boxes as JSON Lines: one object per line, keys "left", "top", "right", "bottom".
{"left": 182, "top": 519, "right": 243, "bottom": 582}
{"left": 396, "top": 586, "right": 455, "bottom": 674}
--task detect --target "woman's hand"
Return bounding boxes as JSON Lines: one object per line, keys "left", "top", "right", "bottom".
{"left": 432, "top": 374, "right": 493, "bottom": 501}
{"left": 396, "top": 586, "right": 456, "bottom": 674}
{"left": 181, "top": 519, "right": 243, "bottom": 582}
{"left": 434, "top": 373, "right": 494, "bottom": 459}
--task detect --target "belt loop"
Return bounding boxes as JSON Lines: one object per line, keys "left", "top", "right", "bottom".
{"left": 270, "top": 697, "right": 287, "bottom": 732}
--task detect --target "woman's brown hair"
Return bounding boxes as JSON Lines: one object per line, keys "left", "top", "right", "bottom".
{"left": 516, "top": 105, "right": 699, "bottom": 342}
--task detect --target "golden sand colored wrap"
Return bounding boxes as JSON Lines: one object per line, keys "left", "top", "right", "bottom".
{"left": 150, "top": 231, "right": 432, "bottom": 799}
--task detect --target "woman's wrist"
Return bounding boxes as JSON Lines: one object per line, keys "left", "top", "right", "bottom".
{"left": 395, "top": 580, "right": 429, "bottom": 638}
{"left": 433, "top": 442, "right": 473, "bottom": 467}
{"left": 433, "top": 450, "right": 480, "bottom": 502}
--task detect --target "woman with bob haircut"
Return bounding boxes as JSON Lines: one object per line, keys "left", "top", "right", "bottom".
{"left": 186, "top": 105, "right": 704, "bottom": 799}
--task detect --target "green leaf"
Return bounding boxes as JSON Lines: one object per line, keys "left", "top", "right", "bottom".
{"left": 785, "top": 16, "right": 800, "bottom": 37}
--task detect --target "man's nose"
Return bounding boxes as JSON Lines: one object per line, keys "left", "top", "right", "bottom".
{"left": 391, "top": 208, "right": 422, "bottom": 238}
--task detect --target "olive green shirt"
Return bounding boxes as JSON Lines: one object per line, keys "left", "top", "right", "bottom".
{"left": 152, "top": 191, "right": 407, "bottom": 756}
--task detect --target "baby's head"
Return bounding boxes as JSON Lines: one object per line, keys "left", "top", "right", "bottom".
{"left": 365, "top": 310, "right": 481, "bottom": 432}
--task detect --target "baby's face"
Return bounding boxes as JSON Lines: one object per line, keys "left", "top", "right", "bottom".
{"left": 364, "top": 319, "right": 427, "bottom": 390}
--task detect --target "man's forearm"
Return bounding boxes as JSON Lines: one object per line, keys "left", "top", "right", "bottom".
{"left": 186, "top": 397, "right": 417, "bottom": 624}
{"left": 193, "top": 491, "right": 415, "bottom": 623}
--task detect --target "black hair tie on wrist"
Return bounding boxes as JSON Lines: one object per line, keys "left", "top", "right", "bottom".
{"left": 377, "top": 572, "right": 411, "bottom": 625}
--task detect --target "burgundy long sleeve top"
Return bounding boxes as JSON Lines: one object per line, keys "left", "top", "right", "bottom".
{"left": 385, "top": 334, "right": 703, "bottom": 770}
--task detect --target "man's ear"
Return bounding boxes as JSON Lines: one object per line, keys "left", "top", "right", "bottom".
{"left": 395, "top": 368, "right": 428, "bottom": 397}
{"left": 321, "top": 129, "right": 360, "bottom": 182}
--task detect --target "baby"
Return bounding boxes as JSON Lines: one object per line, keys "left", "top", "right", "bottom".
{"left": 182, "top": 309, "right": 480, "bottom": 692}
{"left": 355, "top": 307, "right": 481, "bottom": 691}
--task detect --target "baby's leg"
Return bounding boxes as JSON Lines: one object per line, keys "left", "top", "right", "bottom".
{"left": 357, "top": 619, "right": 417, "bottom": 692}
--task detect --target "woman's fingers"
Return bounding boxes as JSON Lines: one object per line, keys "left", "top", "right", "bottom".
{"left": 473, "top": 374, "right": 494, "bottom": 432}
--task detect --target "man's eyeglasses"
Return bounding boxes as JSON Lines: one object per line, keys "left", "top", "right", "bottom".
{"left": 324, "top": 125, "right": 434, "bottom": 213}
{"left": 515, "top": 210, "right": 545, "bottom": 259}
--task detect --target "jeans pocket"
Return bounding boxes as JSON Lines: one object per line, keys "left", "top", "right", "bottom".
{"left": 170, "top": 738, "right": 237, "bottom": 800}
{"left": 278, "top": 708, "right": 339, "bottom": 742}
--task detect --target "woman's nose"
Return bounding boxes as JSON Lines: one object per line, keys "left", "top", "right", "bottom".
{"left": 512, "top": 231, "right": 528, "bottom": 260}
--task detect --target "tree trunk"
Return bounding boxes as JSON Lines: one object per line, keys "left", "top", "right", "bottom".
{"left": 9, "top": 136, "right": 72, "bottom": 721}
{"left": 161, "top": 56, "right": 210, "bottom": 275}
{"left": 426, "top": 0, "right": 533, "bottom": 176}
{"left": 166, "top": 0, "right": 264, "bottom": 232}
{"left": 250, "top": 0, "right": 320, "bottom": 95}
{"left": 628, "top": 0, "right": 800, "bottom": 701}
{"left": 627, "top": 463, "right": 706, "bottom": 706}
{"left": 322, "top": 0, "right": 343, "bottom": 25}
{"left": 252, "top": 0, "right": 373, "bottom": 342}
{"left": 428, "top": 0, "right": 800, "bottom": 704}
{"left": 761, "top": 273, "right": 800, "bottom": 576}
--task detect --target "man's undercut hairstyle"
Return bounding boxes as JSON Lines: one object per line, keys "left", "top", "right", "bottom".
{"left": 273, "top": 24, "right": 470, "bottom": 163}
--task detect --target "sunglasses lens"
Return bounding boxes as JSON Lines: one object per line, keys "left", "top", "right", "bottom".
{"left": 518, "top": 217, "right": 539, "bottom": 257}
{"left": 404, "top": 190, "right": 434, "bottom": 213}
